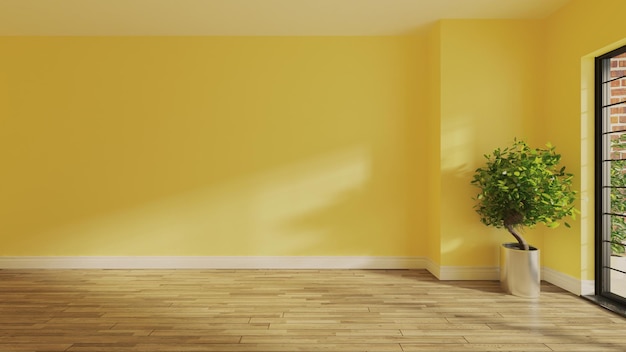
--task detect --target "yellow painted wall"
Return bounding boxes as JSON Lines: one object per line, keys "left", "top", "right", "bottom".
{"left": 5, "top": 2, "right": 626, "bottom": 282}
{"left": 0, "top": 36, "right": 428, "bottom": 256}
{"left": 438, "top": 20, "right": 544, "bottom": 266}
{"left": 542, "top": 0, "right": 626, "bottom": 280}
{"left": 426, "top": 24, "right": 442, "bottom": 268}
{"left": 437, "top": 0, "right": 626, "bottom": 278}
{"left": 427, "top": 3, "right": 626, "bottom": 277}
{"left": 404, "top": 35, "right": 431, "bottom": 260}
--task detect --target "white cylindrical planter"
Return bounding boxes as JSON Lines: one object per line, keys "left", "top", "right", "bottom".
{"left": 500, "top": 243, "right": 540, "bottom": 298}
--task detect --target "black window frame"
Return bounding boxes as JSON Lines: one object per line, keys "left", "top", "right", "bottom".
{"left": 592, "top": 44, "right": 626, "bottom": 315}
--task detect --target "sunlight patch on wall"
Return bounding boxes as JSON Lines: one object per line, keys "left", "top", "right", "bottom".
{"left": 251, "top": 147, "right": 370, "bottom": 253}
{"left": 440, "top": 114, "right": 476, "bottom": 172}
{"left": 24, "top": 147, "right": 371, "bottom": 256}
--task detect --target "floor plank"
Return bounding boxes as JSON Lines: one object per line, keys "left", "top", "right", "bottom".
{"left": 0, "top": 269, "right": 624, "bottom": 351}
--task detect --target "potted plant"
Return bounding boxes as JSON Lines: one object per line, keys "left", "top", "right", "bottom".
{"left": 471, "top": 139, "right": 577, "bottom": 298}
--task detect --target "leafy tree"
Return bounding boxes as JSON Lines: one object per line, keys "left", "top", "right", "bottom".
{"left": 471, "top": 139, "right": 578, "bottom": 250}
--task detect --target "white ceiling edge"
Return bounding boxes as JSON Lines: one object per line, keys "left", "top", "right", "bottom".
{"left": 0, "top": 0, "right": 571, "bottom": 36}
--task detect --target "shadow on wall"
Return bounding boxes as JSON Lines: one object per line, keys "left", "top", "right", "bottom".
{"left": 4, "top": 146, "right": 416, "bottom": 256}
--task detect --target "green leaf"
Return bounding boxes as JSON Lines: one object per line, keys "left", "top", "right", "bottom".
{"left": 470, "top": 138, "right": 578, "bottom": 239}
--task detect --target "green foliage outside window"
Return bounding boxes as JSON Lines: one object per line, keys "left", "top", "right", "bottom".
{"left": 610, "top": 135, "right": 626, "bottom": 256}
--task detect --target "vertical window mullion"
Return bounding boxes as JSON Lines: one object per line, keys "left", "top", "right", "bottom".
{"left": 601, "top": 58, "right": 612, "bottom": 294}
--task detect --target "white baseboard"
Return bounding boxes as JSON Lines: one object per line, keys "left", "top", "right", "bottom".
{"left": 541, "top": 266, "right": 592, "bottom": 296}
{"left": 431, "top": 265, "right": 589, "bottom": 295}
{"left": 0, "top": 256, "right": 589, "bottom": 296}
{"left": 0, "top": 256, "right": 426, "bottom": 270}
{"left": 427, "top": 263, "right": 591, "bottom": 296}
{"left": 581, "top": 279, "right": 595, "bottom": 296}
{"left": 424, "top": 258, "right": 441, "bottom": 279}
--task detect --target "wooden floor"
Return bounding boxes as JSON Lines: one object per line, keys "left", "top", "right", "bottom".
{"left": 0, "top": 269, "right": 625, "bottom": 352}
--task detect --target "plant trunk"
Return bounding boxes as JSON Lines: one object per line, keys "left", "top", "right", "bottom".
{"left": 504, "top": 224, "right": 529, "bottom": 251}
